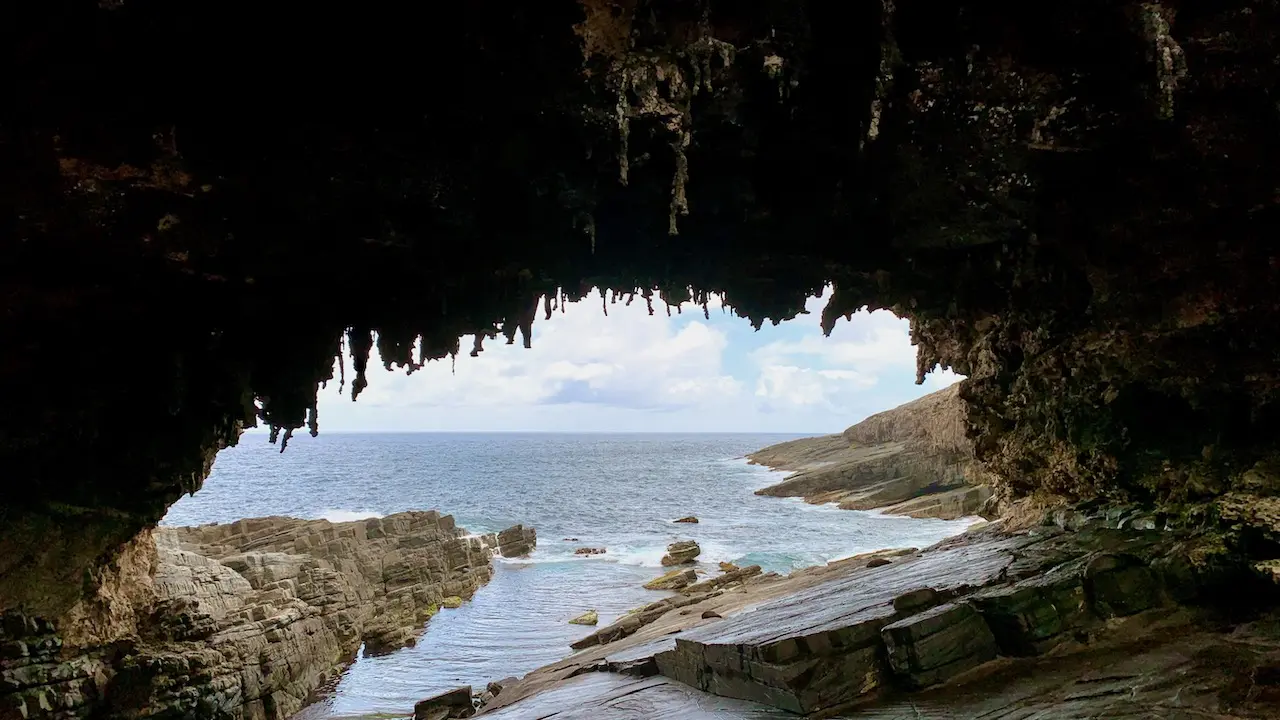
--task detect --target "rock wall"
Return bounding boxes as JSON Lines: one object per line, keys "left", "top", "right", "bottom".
{"left": 750, "top": 385, "right": 991, "bottom": 519}
{"left": 0, "top": 512, "right": 530, "bottom": 720}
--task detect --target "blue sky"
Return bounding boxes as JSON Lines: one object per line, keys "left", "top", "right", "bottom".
{"left": 303, "top": 288, "right": 961, "bottom": 434}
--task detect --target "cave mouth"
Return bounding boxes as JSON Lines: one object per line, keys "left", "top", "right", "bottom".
{"left": 4, "top": 0, "right": 1280, "bottom": 716}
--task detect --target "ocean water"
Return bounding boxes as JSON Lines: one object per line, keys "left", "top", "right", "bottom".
{"left": 163, "top": 433, "right": 978, "bottom": 718}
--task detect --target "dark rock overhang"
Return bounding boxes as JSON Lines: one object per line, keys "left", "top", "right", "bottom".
{"left": 3, "top": 0, "right": 1279, "bottom": 618}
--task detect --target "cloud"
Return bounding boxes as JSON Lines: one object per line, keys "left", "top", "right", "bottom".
{"left": 308, "top": 288, "right": 962, "bottom": 433}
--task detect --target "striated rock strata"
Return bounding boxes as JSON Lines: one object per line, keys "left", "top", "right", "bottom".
{"left": 751, "top": 385, "right": 991, "bottom": 520}
{"left": 476, "top": 510, "right": 1280, "bottom": 719}
{"left": 1, "top": 512, "right": 530, "bottom": 720}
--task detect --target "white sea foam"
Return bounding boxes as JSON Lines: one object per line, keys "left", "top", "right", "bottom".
{"left": 315, "top": 509, "right": 384, "bottom": 523}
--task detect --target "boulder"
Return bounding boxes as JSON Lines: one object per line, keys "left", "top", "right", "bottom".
{"left": 644, "top": 569, "right": 698, "bottom": 591}
{"left": 867, "top": 557, "right": 893, "bottom": 568}
{"left": 574, "top": 547, "right": 606, "bottom": 555}
{"left": 442, "top": 596, "right": 464, "bottom": 609}
{"left": 660, "top": 540, "right": 701, "bottom": 566}
{"left": 497, "top": 525, "right": 537, "bottom": 558}
{"left": 701, "top": 610, "right": 722, "bottom": 619}
{"left": 674, "top": 516, "right": 699, "bottom": 524}
{"left": 413, "top": 686, "right": 475, "bottom": 720}
{"left": 569, "top": 610, "right": 599, "bottom": 626}
{"left": 718, "top": 562, "right": 739, "bottom": 572}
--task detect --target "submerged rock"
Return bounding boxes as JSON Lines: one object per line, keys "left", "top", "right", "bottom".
{"left": 569, "top": 610, "right": 599, "bottom": 626}
{"left": 661, "top": 541, "right": 701, "bottom": 566}
{"left": 645, "top": 569, "right": 698, "bottom": 591}
{"left": 574, "top": 547, "right": 606, "bottom": 555}
{"left": 413, "top": 686, "right": 475, "bottom": 719}
{"left": 674, "top": 516, "right": 700, "bottom": 524}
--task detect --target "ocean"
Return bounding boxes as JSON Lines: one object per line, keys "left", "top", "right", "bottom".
{"left": 163, "top": 432, "right": 978, "bottom": 718}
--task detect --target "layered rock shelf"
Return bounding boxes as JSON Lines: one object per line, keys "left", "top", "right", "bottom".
{"left": 476, "top": 508, "right": 1279, "bottom": 719}
{"left": 749, "top": 385, "right": 991, "bottom": 520}
{"left": 1, "top": 512, "right": 534, "bottom": 720}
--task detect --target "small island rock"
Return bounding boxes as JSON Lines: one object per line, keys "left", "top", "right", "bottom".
{"left": 574, "top": 547, "right": 606, "bottom": 555}
{"left": 569, "top": 610, "right": 599, "bottom": 625}
{"left": 674, "top": 516, "right": 699, "bottom": 524}
{"left": 660, "top": 540, "right": 701, "bottom": 566}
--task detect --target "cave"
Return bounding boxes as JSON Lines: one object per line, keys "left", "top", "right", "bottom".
{"left": 3, "top": 0, "right": 1280, "bottom": 717}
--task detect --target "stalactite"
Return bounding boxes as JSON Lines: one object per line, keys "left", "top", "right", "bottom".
{"left": 279, "top": 427, "right": 294, "bottom": 453}
{"left": 601, "top": 287, "right": 608, "bottom": 316}
{"left": 626, "top": 292, "right": 636, "bottom": 306}
{"left": 470, "top": 333, "right": 485, "bottom": 357}
{"left": 304, "top": 404, "right": 317, "bottom": 438}
{"left": 348, "top": 327, "right": 373, "bottom": 400}
{"left": 337, "top": 333, "right": 346, "bottom": 394}
{"left": 644, "top": 289, "right": 654, "bottom": 316}
{"left": 544, "top": 294, "right": 553, "bottom": 320}
{"left": 518, "top": 295, "right": 537, "bottom": 349}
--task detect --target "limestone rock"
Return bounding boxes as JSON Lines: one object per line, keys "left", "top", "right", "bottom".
{"left": 442, "top": 596, "right": 464, "bottom": 609}
{"left": 660, "top": 541, "right": 700, "bottom": 566}
{"left": 414, "top": 686, "right": 475, "bottom": 719}
{"left": 882, "top": 602, "right": 998, "bottom": 689}
{"left": 674, "top": 516, "right": 699, "bottom": 524}
{"left": 645, "top": 569, "right": 697, "bottom": 591}
{"left": 718, "top": 562, "right": 739, "bottom": 572}
{"left": 0, "top": 511, "right": 512, "bottom": 720}
{"left": 497, "top": 525, "right": 538, "bottom": 558}
{"left": 569, "top": 610, "right": 599, "bottom": 626}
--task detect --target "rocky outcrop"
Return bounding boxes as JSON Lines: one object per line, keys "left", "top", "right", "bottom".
{"left": 673, "top": 517, "right": 699, "bottom": 524}
{"left": 750, "top": 385, "right": 990, "bottom": 520}
{"left": 660, "top": 541, "right": 700, "bottom": 567}
{"left": 643, "top": 569, "right": 697, "bottom": 592}
{"left": 497, "top": 526, "right": 538, "bottom": 559}
{"left": 573, "top": 547, "right": 605, "bottom": 556}
{"left": 568, "top": 611, "right": 598, "bottom": 626}
{"left": 477, "top": 511, "right": 1280, "bottom": 719}
{"left": 414, "top": 686, "right": 475, "bottom": 720}
{"left": 0, "top": 512, "right": 528, "bottom": 720}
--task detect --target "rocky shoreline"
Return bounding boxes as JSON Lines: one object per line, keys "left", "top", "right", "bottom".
{"left": 748, "top": 385, "right": 992, "bottom": 521}
{"left": 1, "top": 512, "right": 535, "bottom": 720}
{"left": 458, "top": 503, "right": 1279, "bottom": 719}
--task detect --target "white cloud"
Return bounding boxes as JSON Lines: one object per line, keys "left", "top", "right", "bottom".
{"left": 308, "top": 287, "right": 963, "bottom": 433}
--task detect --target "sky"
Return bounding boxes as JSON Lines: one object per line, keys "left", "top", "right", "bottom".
{"left": 301, "top": 288, "right": 962, "bottom": 434}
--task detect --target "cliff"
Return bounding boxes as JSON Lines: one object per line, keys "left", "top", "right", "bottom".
{"left": 0, "top": 512, "right": 533, "bottom": 720}
{"left": 749, "top": 385, "right": 991, "bottom": 520}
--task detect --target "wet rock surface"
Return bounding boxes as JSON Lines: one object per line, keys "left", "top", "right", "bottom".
{"left": 496, "top": 526, "right": 537, "bottom": 559}
{"left": 643, "top": 569, "right": 697, "bottom": 592}
{"left": 477, "top": 513, "right": 1280, "bottom": 719}
{"left": 660, "top": 541, "right": 701, "bottom": 566}
{"left": 0, "top": 512, "right": 528, "bottom": 720}
{"left": 414, "top": 685, "right": 476, "bottom": 719}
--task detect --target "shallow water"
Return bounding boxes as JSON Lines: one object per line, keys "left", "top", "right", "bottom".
{"left": 164, "top": 432, "right": 977, "bottom": 718}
